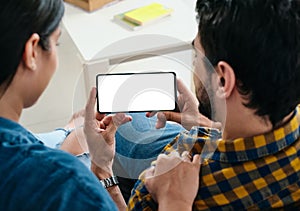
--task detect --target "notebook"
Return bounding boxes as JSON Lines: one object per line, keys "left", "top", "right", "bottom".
{"left": 113, "top": 10, "right": 142, "bottom": 31}
{"left": 123, "top": 3, "right": 173, "bottom": 26}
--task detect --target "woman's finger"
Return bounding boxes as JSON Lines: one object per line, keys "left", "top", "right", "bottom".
{"left": 85, "top": 87, "right": 97, "bottom": 123}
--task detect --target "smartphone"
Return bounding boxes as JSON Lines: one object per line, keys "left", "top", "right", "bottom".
{"left": 96, "top": 72, "right": 177, "bottom": 113}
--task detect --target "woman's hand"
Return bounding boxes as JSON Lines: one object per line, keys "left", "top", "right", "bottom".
{"left": 84, "top": 87, "right": 132, "bottom": 176}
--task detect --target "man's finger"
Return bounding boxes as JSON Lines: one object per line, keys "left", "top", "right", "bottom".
{"left": 177, "top": 79, "right": 199, "bottom": 105}
{"left": 144, "top": 166, "right": 155, "bottom": 179}
{"left": 192, "top": 154, "right": 201, "bottom": 165}
{"left": 212, "top": 121, "right": 222, "bottom": 130}
{"left": 177, "top": 78, "right": 192, "bottom": 96}
{"left": 163, "top": 111, "right": 181, "bottom": 124}
{"left": 181, "top": 151, "right": 192, "bottom": 162}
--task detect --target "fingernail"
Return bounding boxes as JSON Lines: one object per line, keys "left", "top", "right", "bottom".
{"left": 95, "top": 128, "right": 105, "bottom": 133}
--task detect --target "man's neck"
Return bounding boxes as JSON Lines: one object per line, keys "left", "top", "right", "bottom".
{"left": 222, "top": 106, "right": 295, "bottom": 140}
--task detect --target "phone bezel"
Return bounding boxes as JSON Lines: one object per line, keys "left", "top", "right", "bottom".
{"left": 96, "top": 71, "right": 177, "bottom": 113}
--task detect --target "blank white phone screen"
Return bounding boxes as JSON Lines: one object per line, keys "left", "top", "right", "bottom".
{"left": 96, "top": 72, "right": 176, "bottom": 113}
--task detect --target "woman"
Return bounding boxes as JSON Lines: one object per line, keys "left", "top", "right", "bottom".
{"left": 0, "top": 0, "right": 200, "bottom": 210}
{"left": 0, "top": 0, "right": 119, "bottom": 209}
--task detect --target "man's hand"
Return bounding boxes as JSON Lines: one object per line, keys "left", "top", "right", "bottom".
{"left": 147, "top": 79, "right": 221, "bottom": 130}
{"left": 84, "top": 87, "right": 132, "bottom": 176}
{"left": 144, "top": 151, "right": 201, "bottom": 210}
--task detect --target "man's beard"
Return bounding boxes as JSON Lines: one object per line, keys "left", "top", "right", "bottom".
{"left": 196, "top": 82, "right": 215, "bottom": 121}
{"left": 197, "top": 90, "right": 212, "bottom": 119}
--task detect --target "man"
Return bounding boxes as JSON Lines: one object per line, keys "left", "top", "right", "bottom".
{"left": 128, "top": 0, "right": 300, "bottom": 209}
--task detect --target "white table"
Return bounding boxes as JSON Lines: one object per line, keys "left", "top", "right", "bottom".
{"left": 62, "top": 0, "right": 198, "bottom": 62}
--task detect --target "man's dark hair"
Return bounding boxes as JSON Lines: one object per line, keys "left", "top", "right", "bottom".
{"left": 196, "top": 0, "right": 300, "bottom": 127}
{"left": 0, "top": 0, "right": 64, "bottom": 97}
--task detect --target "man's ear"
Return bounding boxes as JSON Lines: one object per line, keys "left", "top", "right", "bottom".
{"left": 22, "top": 33, "right": 40, "bottom": 71}
{"left": 215, "top": 61, "right": 236, "bottom": 99}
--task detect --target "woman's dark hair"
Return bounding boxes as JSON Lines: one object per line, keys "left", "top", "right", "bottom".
{"left": 196, "top": 0, "right": 300, "bottom": 127}
{"left": 0, "top": 0, "right": 64, "bottom": 95}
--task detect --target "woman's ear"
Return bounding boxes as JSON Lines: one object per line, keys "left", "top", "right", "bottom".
{"left": 22, "top": 33, "right": 40, "bottom": 71}
{"left": 215, "top": 61, "right": 236, "bottom": 99}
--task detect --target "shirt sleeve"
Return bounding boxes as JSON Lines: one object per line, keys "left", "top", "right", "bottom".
{"left": 127, "top": 129, "right": 203, "bottom": 210}
{"left": 127, "top": 135, "right": 182, "bottom": 211}
{"left": 127, "top": 176, "right": 158, "bottom": 211}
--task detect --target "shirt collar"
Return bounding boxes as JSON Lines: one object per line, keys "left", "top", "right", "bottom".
{"left": 186, "top": 106, "right": 300, "bottom": 163}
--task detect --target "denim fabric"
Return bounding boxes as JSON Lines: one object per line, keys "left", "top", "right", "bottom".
{"left": 35, "top": 128, "right": 73, "bottom": 149}
{"left": 114, "top": 113, "right": 185, "bottom": 179}
{"left": 76, "top": 152, "right": 91, "bottom": 168}
{"left": 0, "top": 117, "right": 117, "bottom": 210}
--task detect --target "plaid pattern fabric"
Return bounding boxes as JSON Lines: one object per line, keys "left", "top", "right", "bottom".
{"left": 127, "top": 106, "right": 300, "bottom": 210}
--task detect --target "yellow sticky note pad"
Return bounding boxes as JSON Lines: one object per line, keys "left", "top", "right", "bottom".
{"left": 124, "top": 3, "right": 173, "bottom": 25}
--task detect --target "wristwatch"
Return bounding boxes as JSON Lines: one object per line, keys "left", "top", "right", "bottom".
{"left": 100, "top": 176, "right": 119, "bottom": 189}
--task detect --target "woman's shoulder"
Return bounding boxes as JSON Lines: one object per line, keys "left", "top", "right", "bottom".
{"left": 0, "top": 134, "right": 116, "bottom": 210}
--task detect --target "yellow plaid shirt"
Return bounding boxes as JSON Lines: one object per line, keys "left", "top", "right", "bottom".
{"left": 127, "top": 106, "right": 300, "bottom": 210}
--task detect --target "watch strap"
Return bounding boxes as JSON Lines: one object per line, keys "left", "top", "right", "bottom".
{"left": 100, "top": 175, "right": 119, "bottom": 189}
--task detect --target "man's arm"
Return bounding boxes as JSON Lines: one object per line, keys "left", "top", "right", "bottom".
{"left": 127, "top": 151, "right": 200, "bottom": 211}
{"left": 144, "top": 152, "right": 200, "bottom": 211}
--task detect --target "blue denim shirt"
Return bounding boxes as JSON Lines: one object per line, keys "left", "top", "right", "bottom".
{"left": 0, "top": 117, "right": 117, "bottom": 210}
